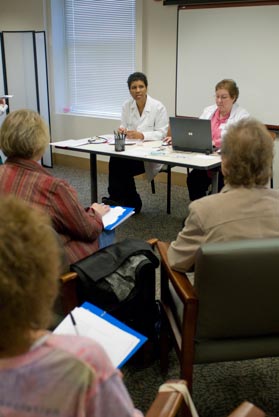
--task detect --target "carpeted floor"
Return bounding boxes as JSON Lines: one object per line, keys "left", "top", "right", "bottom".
{"left": 47, "top": 163, "right": 279, "bottom": 417}
{"left": 47, "top": 163, "right": 190, "bottom": 243}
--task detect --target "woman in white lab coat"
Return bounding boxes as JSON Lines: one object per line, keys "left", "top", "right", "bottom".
{"left": 102, "top": 72, "right": 168, "bottom": 214}
{"left": 187, "top": 79, "right": 249, "bottom": 201}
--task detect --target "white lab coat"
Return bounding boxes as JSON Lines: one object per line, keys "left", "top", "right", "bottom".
{"left": 120, "top": 94, "right": 169, "bottom": 181}
{"left": 0, "top": 103, "right": 8, "bottom": 116}
{"left": 200, "top": 102, "right": 250, "bottom": 139}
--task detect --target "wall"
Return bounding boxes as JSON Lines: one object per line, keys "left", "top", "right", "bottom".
{"left": 0, "top": 0, "right": 278, "bottom": 184}
{"left": 45, "top": 0, "right": 178, "bottom": 143}
{"left": 0, "top": 0, "right": 179, "bottom": 163}
{"left": 0, "top": 0, "right": 45, "bottom": 30}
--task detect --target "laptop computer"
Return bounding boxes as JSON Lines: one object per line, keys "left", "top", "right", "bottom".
{"left": 169, "top": 117, "right": 213, "bottom": 154}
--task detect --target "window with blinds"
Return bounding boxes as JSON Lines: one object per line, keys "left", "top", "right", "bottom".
{"left": 64, "top": 0, "right": 136, "bottom": 118}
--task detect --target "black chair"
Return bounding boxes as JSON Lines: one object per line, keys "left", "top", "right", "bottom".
{"left": 156, "top": 238, "right": 279, "bottom": 392}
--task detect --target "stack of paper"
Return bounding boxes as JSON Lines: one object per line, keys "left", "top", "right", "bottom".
{"left": 54, "top": 302, "right": 147, "bottom": 368}
{"left": 102, "top": 206, "right": 135, "bottom": 230}
{"left": 50, "top": 138, "right": 91, "bottom": 148}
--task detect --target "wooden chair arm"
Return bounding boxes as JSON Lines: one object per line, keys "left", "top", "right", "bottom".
{"left": 156, "top": 241, "right": 197, "bottom": 302}
{"left": 59, "top": 271, "right": 79, "bottom": 315}
{"left": 147, "top": 237, "right": 159, "bottom": 248}
{"left": 227, "top": 401, "right": 266, "bottom": 417}
{"left": 156, "top": 241, "right": 198, "bottom": 390}
{"left": 59, "top": 271, "right": 78, "bottom": 283}
{"left": 146, "top": 380, "right": 187, "bottom": 417}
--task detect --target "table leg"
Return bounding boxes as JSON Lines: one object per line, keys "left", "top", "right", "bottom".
{"left": 211, "top": 169, "right": 219, "bottom": 194}
{"left": 90, "top": 153, "right": 98, "bottom": 203}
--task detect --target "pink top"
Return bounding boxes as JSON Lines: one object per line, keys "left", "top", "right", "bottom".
{"left": 0, "top": 333, "right": 143, "bottom": 417}
{"left": 211, "top": 109, "right": 230, "bottom": 148}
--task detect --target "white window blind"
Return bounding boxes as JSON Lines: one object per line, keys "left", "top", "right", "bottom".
{"left": 64, "top": 0, "right": 136, "bottom": 118}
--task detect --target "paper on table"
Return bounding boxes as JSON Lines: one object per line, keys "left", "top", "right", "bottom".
{"left": 50, "top": 138, "right": 91, "bottom": 147}
{"left": 54, "top": 305, "right": 141, "bottom": 368}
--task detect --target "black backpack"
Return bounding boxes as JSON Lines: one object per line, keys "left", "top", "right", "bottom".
{"left": 70, "top": 238, "right": 160, "bottom": 356}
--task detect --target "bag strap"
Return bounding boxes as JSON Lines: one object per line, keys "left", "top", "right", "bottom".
{"left": 159, "top": 382, "right": 199, "bottom": 417}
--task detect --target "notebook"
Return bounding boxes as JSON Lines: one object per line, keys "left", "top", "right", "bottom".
{"left": 170, "top": 117, "right": 213, "bottom": 154}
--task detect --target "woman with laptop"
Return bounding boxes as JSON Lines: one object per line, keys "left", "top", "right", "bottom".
{"left": 187, "top": 79, "right": 249, "bottom": 200}
{"left": 165, "top": 79, "right": 249, "bottom": 201}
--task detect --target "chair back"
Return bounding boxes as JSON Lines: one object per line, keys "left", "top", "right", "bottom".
{"left": 228, "top": 401, "right": 266, "bottom": 417}
{"left": 194, "top": 238, "right": 279, "bottom": 362}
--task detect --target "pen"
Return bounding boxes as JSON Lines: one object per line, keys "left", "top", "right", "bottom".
{"left": 69, "top": 311, "right": 79, "bottom": 335}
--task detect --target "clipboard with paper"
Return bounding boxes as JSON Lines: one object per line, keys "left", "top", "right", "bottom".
{"left": 54, "top": 302, "right": 147, "bottom": 368}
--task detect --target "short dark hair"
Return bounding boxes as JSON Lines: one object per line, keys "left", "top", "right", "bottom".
{"left": 127, "top": 72, "right": 148, "bottom": 89}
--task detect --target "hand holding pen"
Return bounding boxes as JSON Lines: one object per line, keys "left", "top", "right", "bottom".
{"left": 115, "top": 129, "right": 127, "bottom": 141}
{"left": 118, "top": 127, "right": 127, "bottom": 135}
{"left": 91, "top": 202, "right": 110, "bottom": 217}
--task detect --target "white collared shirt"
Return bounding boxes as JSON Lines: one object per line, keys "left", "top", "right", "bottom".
{"left": 120, "top": 94, "right": 168, "bottom": 141}
{"left": 120, "top": 94, "right": 169, "bottom": 180}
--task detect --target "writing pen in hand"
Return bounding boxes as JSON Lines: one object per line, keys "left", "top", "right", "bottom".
{"left": 70, "top": 312, "right": 79, "bottom": 335}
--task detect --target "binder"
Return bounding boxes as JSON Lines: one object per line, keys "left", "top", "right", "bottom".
{"left": 102, "top": 206, "right": 135, "bottom": 230}
{"left": 54, "top": 301, "right": 147, "bottom": 368}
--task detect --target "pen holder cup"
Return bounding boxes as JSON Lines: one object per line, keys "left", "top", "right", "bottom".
{"left": 115, "top": 137, "right": 125, "bottom": 152}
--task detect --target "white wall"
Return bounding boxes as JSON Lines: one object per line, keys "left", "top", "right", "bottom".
{"left": 44, "top": 0, "right": 178, "bottom": 142}
{"left": 0, "top": 0, "right": 45, "bottom": 30}
{"left": 1, "top": 0, "right": 278, "bottom": 184}
{"left": 0, "top": 0, "right": 178, "bottom": 160}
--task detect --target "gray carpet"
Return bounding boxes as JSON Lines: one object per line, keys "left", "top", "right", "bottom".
{"left": 47, "top": 163, "right": 279, "bottom": 417}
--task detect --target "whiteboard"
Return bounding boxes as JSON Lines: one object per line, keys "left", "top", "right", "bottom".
{"left": 176, "top": 5, "right": 279, "bottom": 128}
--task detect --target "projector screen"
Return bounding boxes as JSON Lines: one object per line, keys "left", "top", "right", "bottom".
{"left": 176, "top": 5, "right": 279, "bottom": 128}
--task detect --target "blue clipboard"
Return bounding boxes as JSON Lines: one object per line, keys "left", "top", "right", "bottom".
{"left": 81, "top": 301, "right": 147, "bottom": 368}
{"left": 103, "top": 206, "right": 135, "bottom": 231}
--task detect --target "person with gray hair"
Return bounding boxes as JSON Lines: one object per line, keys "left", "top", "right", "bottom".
{"left": 0, "top": 109, "right": 113, "bottom": 266}
{"left": 168, "top": 118, "right": 279, "bottom": 273}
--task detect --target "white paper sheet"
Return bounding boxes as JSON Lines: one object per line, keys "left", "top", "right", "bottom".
{"left": 54, "top": 306, "right": 140, "bottom": 368}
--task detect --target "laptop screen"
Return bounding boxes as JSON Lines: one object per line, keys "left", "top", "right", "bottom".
{"left": 170, "top": 117, "right": 213, "bottom": 154}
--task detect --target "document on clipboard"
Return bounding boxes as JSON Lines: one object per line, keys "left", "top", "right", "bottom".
{"left": 54, "top": 302, "right": 147, "bottom": 368}
{"left": 102, "top": 206, "right": 135, "bottom": 230}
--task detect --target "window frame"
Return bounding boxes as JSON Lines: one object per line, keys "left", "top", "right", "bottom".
{"left": 48, "top": 0, "right": 143, "bottom": 120}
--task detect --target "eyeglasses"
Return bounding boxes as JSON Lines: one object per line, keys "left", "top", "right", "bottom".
{"left": 215, "top": 95, "right": 230, "bottom": 101}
